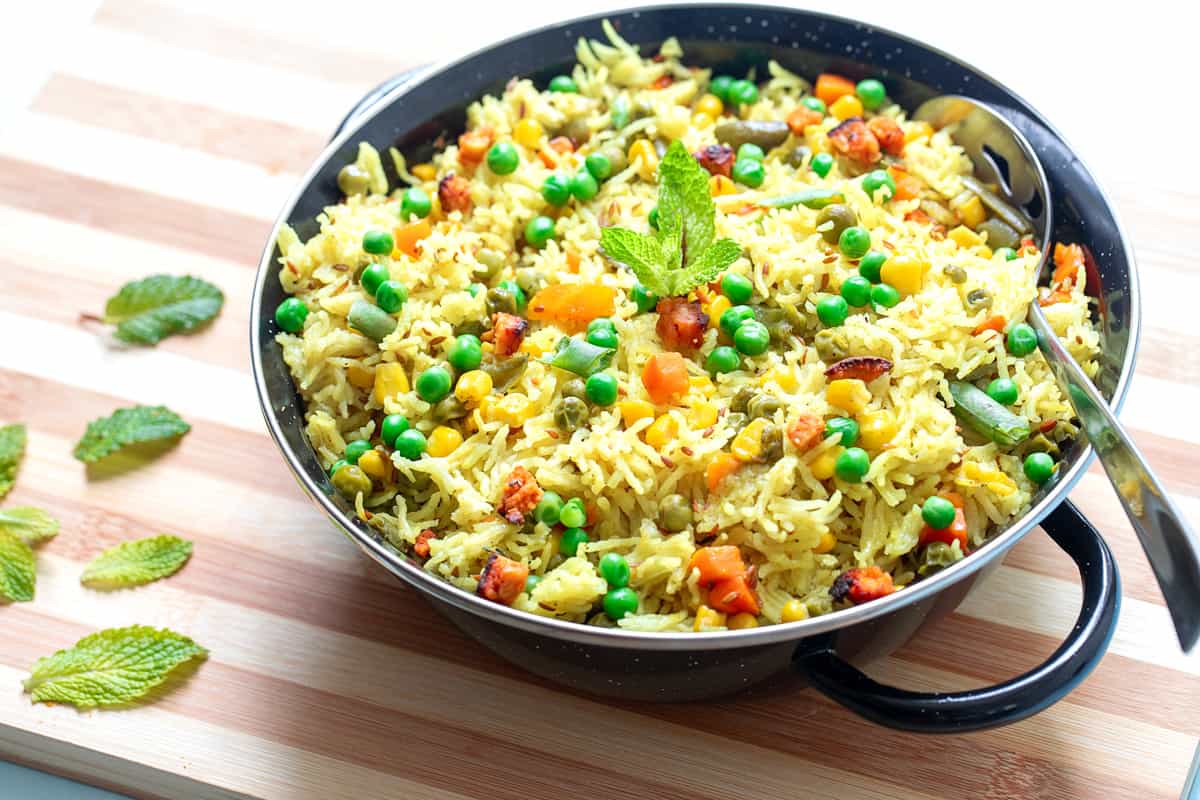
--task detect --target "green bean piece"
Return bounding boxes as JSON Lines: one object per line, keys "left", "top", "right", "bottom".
{"left": 758, "top": 188, "right": 845, "bottom": 210}
{"left": 347, "top": 299, "right": 397, "bottom": 342}
{"left": 542, "top": 336, "right": 616, "bottom": 377}
{"left": 947, "top": 380, "right": 1031, "bottom": 446}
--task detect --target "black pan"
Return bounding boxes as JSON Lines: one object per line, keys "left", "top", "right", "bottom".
{"left": 250, "top": 4, "right": 1138, "bottom": 732}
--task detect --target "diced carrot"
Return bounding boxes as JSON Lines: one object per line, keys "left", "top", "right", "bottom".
{"left": 566, "top": 250, "right": 581, "bottom": 273}
{"left": 868, "top": 117, "right": 906, "bottom": 156}
{"left": 830, "top": 566, "right": 895, "bottom": 604}
{"left": 1039, "top": 289, "right": 1072, "bottom": 307}
{"left": 786, "top": 107, "right": 823, "bottom": 136}
{"left": 919, "top": 492, "right": 967, "bottom": 549}
{"left": 527, "top": 284, "right": 617, "bottom": 332}
{"left": 413, "top": 529, "right": 436, "bottom": 559}
{"left": 642, "top": 352, "right": 690, "bottom": 405}
{"left": 705, "top": 453, "right": 742, "bottom": 492}
{"left": 687, "top": 545, "right": 746, "bottom": 585}
{"left": 393, "top": 218, "right": 432, "bottom": 258}
{"left": 786, "top": 413, "right": 825, "bottom": 452}
{"left": 973, "top": 315, "right": 1006, "bottom": 336}
{"left": 708, "top": 574, "right": 760, "bottom": 616}
{"left": 457, "top": 127, "right": 493, "bottom": 164}
{"left": 548, "top": 136, "right": 574, "bottom": 155}
{"left": 815, "top": 73, "right": 856, "bottom": 106}
{"left": 1052, "top": 242, "right": 1083, "bottom": 290}
{"left": 497, "top": 466, "right": 541, "bottom": 524}
{"left": 888, "top": 165, "right": 922, "bottom": 201}
{"left": 536, "top": 148, "right": 557, "bottom": 169}
{"left": 476, "top": 552, "right": 529, "bottom": 606}
{"left": 651, "top": 74, "right": 674, "bottom": 90}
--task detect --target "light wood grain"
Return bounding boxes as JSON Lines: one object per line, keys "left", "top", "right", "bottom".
{"left": 1, "top": 2, "right": 1198, "bottom": 799}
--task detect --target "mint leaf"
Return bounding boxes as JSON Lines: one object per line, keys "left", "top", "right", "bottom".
{"left": 657, "top": 141, "right": 715, "bottom": 267}
{"left": 74, "top": 406, "right": 190, "bottom": 463}
{"left": 23, "top": 625, "right": 207, "bottom": 708}
{"left": 81, "top": 535, "right": 193, "bottom": 589}
{"left": 0, "top": 530, "right": 35, "bottom": 602}
{"left": 599, "top": 226, "right": 670, "bottom": 297}
{"left": 0, "top": 508, "right": 59, "bottom": 546}
{"left": 102, "top": 275, "right": 224, "bottom": 345}
{"left": 0, "top": 423, "right": 26, "bottom": 500}
{"left": 674, "top": 238, "right": 743, "bottom": 295}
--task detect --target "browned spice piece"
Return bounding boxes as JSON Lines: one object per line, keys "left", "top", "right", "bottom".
{"left": 438, "top": 173, "right": 472, "bottom": 213}
{"left": 693, "top": 144, "right": 734, "bottom": 177}
{"left": 655, "top": 297, "right": 708, "bottom": 352}
{"left": 476, "top": 552, "right": 529, "bottom": 605}
{"left": 484, "top": 312, "right": 528, "bottom": 357}
{"left": 823, "top": 356, "right": 893, "bottom": 382}
{"left": 830, "top": 566, "right": 895, "bottom": 604}
{"left": 827, "top": 117, "right": 881, "bottom": 164}
{"left": 497, "top": 466, "right": 542, "bottom": 524}
{"left": 413, "top": 529, "right": 436, "bottom": 559}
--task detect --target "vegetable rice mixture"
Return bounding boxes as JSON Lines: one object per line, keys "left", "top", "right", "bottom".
{"left": 273, "top": 24, "right": 1100, "bottom": 631}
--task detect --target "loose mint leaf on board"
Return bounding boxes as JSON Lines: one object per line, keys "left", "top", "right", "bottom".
{"left": 0, "top": 423, "right": 27, "bottom": 500}
{"left": 81, "top": 535, "right": 193, "bottom": 589}
{"left": 0, "top": 530, "right": 36, "bottom": 602}
{"left": 73, "top": 406, "right": 190, "bottom": 463}
{"left": 102, "top": 275, "right": 224, "bottom": 345}
{"left": 0, "top": 507, "right": 60, "bottom": 546}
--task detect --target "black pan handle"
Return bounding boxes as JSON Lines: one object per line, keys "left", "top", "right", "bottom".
{"left": 794, "top": 500, "right": 1120, "bottom": 733}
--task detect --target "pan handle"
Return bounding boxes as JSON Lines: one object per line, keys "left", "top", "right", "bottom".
{"left": 793, "top": 500, "right": 1120, "bottom": 733}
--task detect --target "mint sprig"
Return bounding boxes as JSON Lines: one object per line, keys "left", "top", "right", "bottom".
{"left": 600, "top": 141, "right": 742, "bottom": 297}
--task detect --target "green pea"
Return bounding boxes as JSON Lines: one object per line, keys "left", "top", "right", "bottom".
{"left": 862, "top": 169, "right": 896, "bottom": 202}
{"left": 585, "top": 372, "right": 619, "bottom": 406}
{"left": 274, "top": 297, "right": 308, "bottom": 332}
{"left": 921, "top": 496, "right": 957, "bottom": 529}
{"left": 524, "top": 574, "right": 542, "bottom": 594}
{"left": 709, "top": 75, "right": 735, "bottom": 102}
{"left": 535, "top": 491, "right": 564, "bottom": 526}
{"left": 719, "top": 305, "right": 755, "bottom": 338}
{"left": 825, "top": 417, "right": 859, "bottom": 446}
{"left": 834, "top": 447, "right": 871, "bottom": 482}
{"left": 548, "top": 75, "right": 578, "bottom": 93}
{"left": 360, "top": 263, "right": 390, "bottom": 296}
{"left": 994, "top": 246, "right": 1017, "bottom": 261}
{"left": 393, "top": 428, "right": 427, "bottom": 460}
{"left": 599, "top": 552, "right": 631, "bottom": 588}
{"left": 448, "top": 334, "right": 483, "bottom": 371}
{"left": 337, "top": 164, "right": 370, "bottom": 196}
{"left": 648, "top": 206, "right": 659, "bottom": 229}
{"left": 381, "top": 414, "right": 410, "bottom": 447}
{"left": 737, "top": 143, "right": 766, "bottom": 162}
{"left": 871, "top": 282, "right": 902, "bottom": 309}
{"left": 732, "top": 158, "right": 765, "bottom": 188}
{"left": 733, "top": 319, "right": 770, "bottom": 356}
{"left": 525, "top": 215, "right": 557, "bottom": 248}
{"left": 486, "top": 142, "right": 520, "bottom": 175}
{"left": 586, "top": 327, "right": 618, "bottom": 350}
{"left": 415, "top": 366, "right": 452, "bottom": 403}
{"left": 987, "top": 377, "right": 1019, "bottom": 406}
{"left": 587, "top": 317, "right": 616, "bottom": 336}
{"left": 496, "top": 279, "right": 527, "bottom": 313}
{"left": 1024, "top": 452, "right": 1055, "bottom": 485}
{"left": 375, "top": 280, "right": 407, "bottom": 313}
{"left": 542, "top": 174, "right": 572, "bottom": 206}
{"left": 840, "top": 276, "right": 872, "bottom": 307}
{"left": 467, "top": 282, "right": 485, "bottom": 297}
{"left": 856, "top": 78, "right": 887, "bottom": 110}
{"left": 560, "top": 498, "right": 587, "bottom": 529}
{"left": 362, "top": 229, "right": 394, "bottom": 255}
{"left": 560, "top": 527, "right": 588, "bottom": 556}
{"left": 343, "top": 439, "right": 372, "bottom": 464}
{"left": 603, "top": 587, "right": 639, "bottom": 620}
{"left": 400, "top": 187, "right": 432, "bottom": 220}
{"left": 331, "top": 464, "right": 372, "bottom": 498}
{"left": 721, "top": 273, "right": 754, "bottom": 304}
{"left": 802, "top": 96, "right": 827, "bottom": 114}
{"left": 585, "top": 152, "right": 613, "bottom": 181}
{"left": 1007, "top": 323, "right": 1039, "bottom": 356}
{"left": 811, "top": 152, "right": 834, "bottom": 178}
{"left": 706, "top": 345, "right": 741, "bottom": 375}
{"left": 570, "top": 170, "right": 599, "bottom": 201}
{"left": 838, "top": 226, "right": 872, "bottom": 259}
{"left": 632, "top": 283, "right": 659, "bottom": 313}
{"left": 328, "top": 458, "right": 348, "bottom": 477}
{"left": 729, "top": 79, "right": 759, "bottom": 106}
{"left": 817, "top": 295, "right": 849, "bottom": 326}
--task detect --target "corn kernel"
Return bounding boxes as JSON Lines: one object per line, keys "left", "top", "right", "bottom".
{"left": 454, "top": 370, "right": 493, "bottom": 408}
{"left": 727, "top": 612, "right": 759, "bottom": 630}
{"left": 485, "top": 393, "right": 534, "bottom": 427}
{"left": 978, "top": 245, "right": 993, "bottom": 259}
{"left": 412, "top": 163, "right": 436, "bottom": 181}
{"left": 731, "top": 418, "right": 770, "bottom": 462}
{"left": 692, "top": 111, "right": 715, "bottom": 128}
{"left": 657, "top": 105, "right": 690, "bottom": 140}
{"left": 709, "top": 174, "right": 736, "bottom": 197}
{"left": 686, "top": 400, "right": 719, "bottom": 429}
{"left": 827, "top": 379, "right": 871, "bottom": 414}
{"left": 346, "top": 364, "right": 375, "bottom": 390}
{"left": 780, "top": 599, "right": 810, "bottom": 622}
{"left": 695, "top": 93, "right": 724, "bottom": 118}
{"left": 830, "top": 94, "right": 863, "bottom": 121}
{"left": 619, "top": 400, "right": 655, "bottom": 427}
{"left": 957, "top": 194, "right": 986, "bottom": 229}
{"left": 810, "top": 446, "right": 842, "bottom": 480}
{"left": 427, "top": 426, "right": 464, "bottom": 457}
{"left": 962, "top": 462, "right": 1018, "bottom": 497}
{"left": 645, "top": 414, "right": 679, "bottom": 450}
{"left": 948, "top": 225, "right": 983, "bottom": 249}
{"left": 761, "top": 365, "right": 799, "bottom": 393}
{"left": 688, "top": 374, "right": 715, "bottom": 396}
{"left": 857, "top": 410, "right": 898, "bottom": 450}
{"left": 373, "top": 363, "right": 410, "bottom": 405}
{"left": 357, "top": 449, "right": 391, "bottom": 483}
{"left": 705, "top": 295, "right": 732, "bottom": 329}
{"left": 628, "top": 139, "right": 658, "bottom": 181}
{"left": 904, "top": 120, "right": 933, "bottom": 143}
{"left": 880, "top": 254, "right": 929, "bottom": 296}
{"left": 694, "top": 605, "right": 726, "bottom": 631}
{"left": 814, "top": 531, "right": 837, "bottom": 554}
{"left": 513, "top": 118, "right": 543, "bottom": 148}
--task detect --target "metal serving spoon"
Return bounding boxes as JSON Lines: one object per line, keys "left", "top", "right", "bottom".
{"left": 915, "top": 96, "right": 1200, "bottom": 652}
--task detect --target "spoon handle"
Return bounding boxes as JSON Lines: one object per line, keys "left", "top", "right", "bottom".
{"left": 1029, "top": 303, "right": 1200, "bottom": 651}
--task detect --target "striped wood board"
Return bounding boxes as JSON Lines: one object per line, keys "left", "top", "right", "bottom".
{"left": 1, "top": 2, "right": 1198, "bottom": 798}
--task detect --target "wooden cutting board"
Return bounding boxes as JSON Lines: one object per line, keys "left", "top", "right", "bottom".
{"left": 1, "top": 2, "right": 1198, "bottom": 798}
